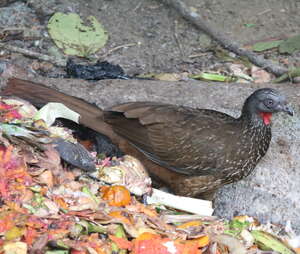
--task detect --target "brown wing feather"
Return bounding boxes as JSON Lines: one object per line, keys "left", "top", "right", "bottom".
{"left": 104, "top": 102, "right": 240, "bottom": 176}
{"left": 104, "top": 110, "right": 155, "bottom": 153}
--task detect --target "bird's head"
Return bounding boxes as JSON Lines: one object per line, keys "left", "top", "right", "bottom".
{"left": 242, "top": 88, "right": 293, "bottom": 125}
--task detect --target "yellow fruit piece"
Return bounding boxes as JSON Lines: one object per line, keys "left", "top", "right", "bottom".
{"left": 188, "top": 235, "right": 210, "bottom": 248}
{"left": 177, "top": 220, "right": 202, "bottom": 229}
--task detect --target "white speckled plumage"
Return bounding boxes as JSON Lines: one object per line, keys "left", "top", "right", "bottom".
{"left": 104, "top": 88, "right": 292, "bottom": 198}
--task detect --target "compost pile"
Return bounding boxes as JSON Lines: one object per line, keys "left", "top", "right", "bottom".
{"left": 0, "top": 96, "right": 298, "bottom": 254}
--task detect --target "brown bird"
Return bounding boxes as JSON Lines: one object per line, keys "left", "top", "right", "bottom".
{"left": 2, "top": 78, "right": 293, "bottom": 200}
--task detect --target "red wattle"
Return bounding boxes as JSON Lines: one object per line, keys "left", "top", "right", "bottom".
{"left": 259, "top": 112, "right": 272, "bottom": 125}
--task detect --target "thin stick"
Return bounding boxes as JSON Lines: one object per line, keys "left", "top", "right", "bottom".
{"left": 101, "top": 43, "right": 138, "bottom": 58}
{"left": 161, "top": 214, "right": 217, "bottom": 224}
{"left": 159, "top": 0, "right": 288, "bottom": 76}
{"left": 0, "top": 42, "right": 66, "bottom": 67}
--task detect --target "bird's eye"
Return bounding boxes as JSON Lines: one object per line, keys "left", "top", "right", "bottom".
{"left": 264, "top": 99, "right": 274, "bottom": 107}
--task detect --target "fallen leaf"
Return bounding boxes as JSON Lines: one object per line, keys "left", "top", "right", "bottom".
{"left": 251, "top": 66, "right": 272, "bottom": 83}
{"left": 251, "top": 230, "right": 294, "bottom": 254}
{"left": 43, "top": 199, "right": 60, "bottom": 215}
{"left": 279, "top": 34, "right": 300, "bottom": 54}
{"left": 178, "top": 221, "right": 202, "bottom": 229}
{"left": 37, "top": 170, "right": 54, "bottom": 188}
{"left": 109, "top": 235, "right": 132, "bottom": 249}
{"left": 4, "top": 226, "right": 24, "bottom": 241}
{"left": 189, "top": 72, "right": 237, "bottom": 82}
{"left": 108, "top": 211, "right": 132, "bottom": 225}
{"left": 3, "top": 241, "right": 27, "bottom": 254}
{"left": 252, "top": 40, "right": 283, "bottom": 52}
{"left": 48, "top": 12, "right": 108, "bottom": 57}
{"left": 214, "top": 234, "right": 247, "bottom": 254}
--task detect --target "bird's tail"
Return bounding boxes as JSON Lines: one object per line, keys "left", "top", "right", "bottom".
{"left": 1, "top": 78, "right": 186, "bottom": 186}
{"left": 1, "top": 78, "right": 118, "bottom": 141}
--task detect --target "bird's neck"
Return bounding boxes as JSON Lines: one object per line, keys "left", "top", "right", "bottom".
{"left": 240, "top": 101, "right": 272, "bottom": 128}
{"left": 239, "top": 113, "right": 267, "bottom": 129}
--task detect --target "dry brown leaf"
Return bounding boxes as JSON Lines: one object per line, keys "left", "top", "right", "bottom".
{"left": 29, "top": 144, "right": 64, "bottom": 186}
{"left": 37, "top": 170, "right": 53, "bottom": 188}
{"left": 251, "top": 66, "right": 273, "bottom": 83}
{"left": 20, "top": 189, "right": 34, "bottom": 203}
{"left": 122, "top": 216, "right": 157, "bottom": 238}
{"left": 228, "top": 63, "right": 251, "bottom": 83}
{"left": 68, "top": 196, "right": 98, "bottom": 211}
{"left": 43, "top": 199, "right": 60, "bottom": 215}
{"left": 34, "top": 207, "right": 52, "bottom": 217}
{"left": 155, "top": 73, "right": 181, "bottom": 81}
{"left": 213, "top": 234, "right": 247, "bottom": 254}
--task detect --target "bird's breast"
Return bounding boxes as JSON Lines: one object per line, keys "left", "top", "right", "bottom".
{"left": 219, "top": 125, "right": 271, "bottom": 183}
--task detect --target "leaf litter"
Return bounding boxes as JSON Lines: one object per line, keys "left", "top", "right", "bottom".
{"left": 0, "top": 97, "right": 299, "bottom": 254}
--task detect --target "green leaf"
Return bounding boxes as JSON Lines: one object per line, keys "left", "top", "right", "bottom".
{"left": 224, "top": 219, "right": 251, "bottom": 237}
{"left": 30, "top": 185, "right": 42, "bottom": 193}
{"left": 251, "top": 230, "right": 295, "bottom": 254}
{"left": 48, "top": 12, "right": 108, "bottom": 57}
{"left": 48, "top": 240, "right": 70, "bottom": 250}
{"left": 112, "top": 225, "right": 127, "bottom": 254}
{"left": 229, "top": 219, "right": 250, "bottom": 230}
{"left": 69, "top": 223, "right": 84, "bottom": 238}
{"left": 87, "top": 223, "right": 106, "bottom": 234}
{"left": 82, "top": 186, "right": 100, "bottom": 204}
{"left": 33, "top": 192, "right": 45, "bottom": 206}
{"left": 115, "top": 224, "right": 126, "bottom": 238}
{"left": 189, "top": 72, "right": 237, "bottom": 82}
{"left": 0, "top": 123, "right": 52, "bottom": 144}
{"left": 45, "top": 251, "right": 69, "bottom": 254}
{"left": 23, "top": 203, "right": 37, "bottom": 213}
{"left": 77, "top": 220, "right": 106, "bottom": 234}
{"left": 34, "top": 102, "right": 80, "bottom": 127}
{"left": 244, "top": 23, "right": 255, "bottom": 28}
{"left": 252, "top": 40, "right": 283, "bottom": 52}
{"left": 0, "top": 123, "right": 36, "bottom": 139}
{"left": 273, "top": 67, "right": 300, "bottom": 83}
{"left": 279, "top": 34, "right": 300, "bottom": 54}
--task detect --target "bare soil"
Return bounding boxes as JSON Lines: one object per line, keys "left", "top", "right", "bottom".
{"left": 2, "top": 0, "right": 300, "bottom": 75}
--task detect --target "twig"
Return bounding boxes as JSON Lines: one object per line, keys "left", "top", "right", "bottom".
{"left": 161, "top": 214, "right": 217, "bottom": 224}
{"left": 101, "top": 43, "right": 138, "bottom": 58}
{"left": 0, "top": 42, "right": 66, "bottom": 67}
{"left": 257, "top": 9, "right": 271, "bottom": 16}
{"left": 132, "top": 0, "right": 145, "bottom": 12}
{"left": 189, "top": 52, "right": 208, "bottom": 58}
{"left": 159, "top": 0, "right": 288, "bottom": 76}
{"left": 173, "top": 20, "right": 185, "bottom": 58}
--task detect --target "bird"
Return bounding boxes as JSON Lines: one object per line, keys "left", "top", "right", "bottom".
{"left": 2, "top": 78, "right": 293, "bottom": 200}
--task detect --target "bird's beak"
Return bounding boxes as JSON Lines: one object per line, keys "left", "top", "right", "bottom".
{"left": 281, "top": 104, "right": 294, "bottom": 116}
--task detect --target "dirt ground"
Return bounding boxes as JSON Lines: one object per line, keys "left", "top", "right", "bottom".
{"left": 1, "top": 0, "right": 300, "bottom": 75}
{"left": 1, "top": 0, "right": 300, "bottom": 230}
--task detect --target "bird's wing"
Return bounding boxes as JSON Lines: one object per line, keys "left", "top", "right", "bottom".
{"left": 104, "top": 102, "right": 238, "bottom": 176}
